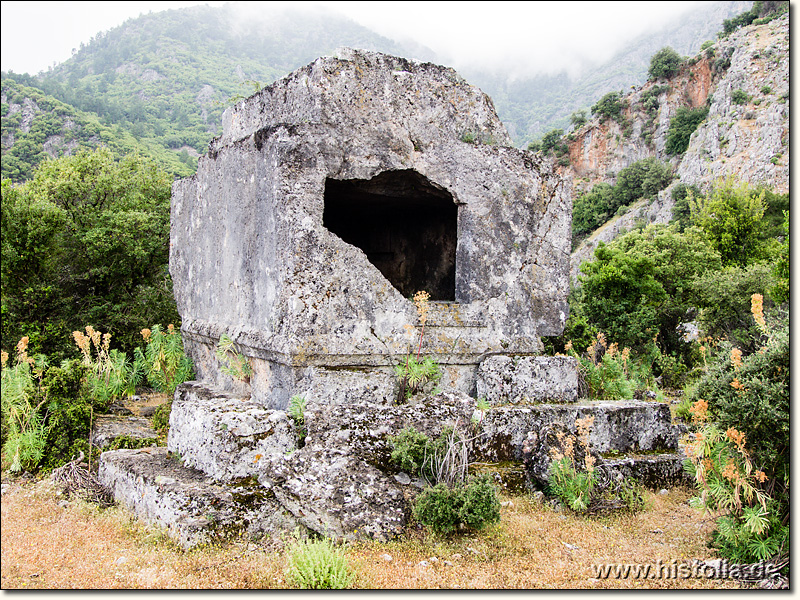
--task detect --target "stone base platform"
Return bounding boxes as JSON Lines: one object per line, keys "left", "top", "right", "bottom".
{"left": 98, "top": 447, "right": 300, "bottom": 549}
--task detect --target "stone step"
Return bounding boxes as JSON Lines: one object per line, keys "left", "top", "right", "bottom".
{"left": 472, "top": 400, "right": 679, "bottom": 463}
{"left": 471, "top": 451, "right": 689, "bottom": 495}
{"left": 98, "top": 447, "right": 300, "bottom": 549}
{"left": 92, "top": 415, "right": 160, "bottom": 449}
{"left": 601, "top": 452, "right": 692, "bottom": 490}
{"left": 167, "top": 382, "right": 297, "bottom": 482}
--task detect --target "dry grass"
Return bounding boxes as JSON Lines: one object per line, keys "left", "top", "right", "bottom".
{"left": 1, "top": 479, "right": 740, "bottom": 589}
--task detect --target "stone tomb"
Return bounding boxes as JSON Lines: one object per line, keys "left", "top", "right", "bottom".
{"left": 168, "top": 47, "right": 571, "bottom": 408}
{"left": 100, "top": 49, "right": 686, "bottom": 547}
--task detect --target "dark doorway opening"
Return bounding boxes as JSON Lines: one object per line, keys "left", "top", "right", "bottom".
{"left": 323, "top": 170, "right": 457, "bottom": 301}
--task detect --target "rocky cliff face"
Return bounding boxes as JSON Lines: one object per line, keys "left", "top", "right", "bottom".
{"left": 569, "top": 14, "right": 789, "bottom": 280}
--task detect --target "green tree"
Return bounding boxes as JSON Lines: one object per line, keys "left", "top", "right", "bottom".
{"left": 572, "top": 158, "right": 672, "bottom": 248}
{"left": 670, "top": 182, "right": 702, "bottom": 231}
{"left": 1, "top": 148, "right": 179, "bottom": 360}
{"left": 579, "top": 242, "right": 667, "bottom": 352}
{"left": 648, "top": 47, "right": 683, "bottom": 80}
{"left": 690, "top": 179, "right": 766, "bottom": 267}
{"left": 570, "top": 110, "right": 587, "bottom": 129}
{"left": 611, "top": 224, "right": 722, "bottom": 383}
{"left": 691, "top": 263, "right": 777, "bottom": 352}
{"left": 612, "top": 157, "right": 672, "bottom": 207}
{"left": 769, "top": 210, "right": 789, "bottom": 304}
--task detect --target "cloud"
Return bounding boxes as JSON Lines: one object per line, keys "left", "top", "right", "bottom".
{"left": 1, "top": 0, "right": 711, "bottom": 78}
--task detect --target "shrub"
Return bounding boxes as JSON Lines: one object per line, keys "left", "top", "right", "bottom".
{"left": 689, "top": 305, "right": 788, "bottom": 483}
{"left": 684, "top": 403, "right": 788, "bottom": 562}
{"left": 285, "top": 536, "right": 354, "bottom": 589}
{"left": 648, "top": 47, "right": 683, "bottom": 80}
{"left": 412, "top": 474, "right": 500, "bottom": 535}
{"left": 665, "top": 106, "right": 709, "bottom": 155}
{"left": 40, "top": 359, "right": 96, "bottom": 470}
{"left": 389, "top": 426, "right": 431, "bottom": 475}
{"left": 731, "top": 89, "right": 751, "bottom": 105}
{"left": 389, "top": 425, "right": 469, "bottom": 486}
{"left": 591, "top": 91, "right": 626, "bottom": 124}
{"left": 2, "top": 338, "right": 99, "bottom": 472}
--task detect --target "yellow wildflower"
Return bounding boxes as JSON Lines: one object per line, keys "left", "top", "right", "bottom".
{"left": 726, "top": 428, "right": 746, "bottom": 449}
{"left": 730, "top": 378, "right": 746, "bottom": 392}
{"left": 730, "top": 348, "right": 743, "bottom": 370}
{"left": 751, "top": 293, "right": 766, "bottom": 332}
{"left": 413, "top": 290, "right": 430, "bottom": 326}
{"left": 689, "top": 399, "right": 709, "bottom": 423}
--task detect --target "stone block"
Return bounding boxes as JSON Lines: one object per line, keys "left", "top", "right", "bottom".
{"left": 167, "top": 382, "right": 297, "bottom": 481}
{"left": 472, "top": 400, "right": 679, "bottom": 463}
{"left": 476, "top": 355, "right": 578, "bottom": 405}
{"left": 99, "top": 447, "right": 299, "bottom": 549}
{"left": 170, "top": 48, "right": 571, "bottom": 406}
{"left": 92, "top": 416, "right": 159, "bottom": 449}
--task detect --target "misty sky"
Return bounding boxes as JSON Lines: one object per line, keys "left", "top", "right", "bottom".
{"left": 2, "top": 1, "right": 717, "bottom": 78}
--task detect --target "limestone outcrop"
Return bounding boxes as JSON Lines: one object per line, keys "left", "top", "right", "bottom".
{"left": 569, "top": 14, "right": 789, "bottom": 281}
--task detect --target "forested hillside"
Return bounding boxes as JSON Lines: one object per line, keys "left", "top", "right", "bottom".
{"left": 1, "top": 5, "right": 423, "bottom": 182}
{"left": 1, "top": 1, "right": 749, "bottom": 182}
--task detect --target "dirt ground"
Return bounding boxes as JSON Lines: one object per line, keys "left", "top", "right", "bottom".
{"left": 1, "top": 476, "right": 745, "bottom": 590}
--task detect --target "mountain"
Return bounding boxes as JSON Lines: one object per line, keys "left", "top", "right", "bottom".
{"left": 464, "top": 1, "right": 752, "bottom": 146}
{"left": 567, "top": 9, "right": 789, "bottom": 279}
{"left": 0, "top": 0, "right": 757, "bottom": 182}
{"left": 2, "top": 4, "right": 432, "bottom": 182}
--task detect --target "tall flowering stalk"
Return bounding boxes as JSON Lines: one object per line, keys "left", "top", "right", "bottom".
{"left": 413, "top": 290, "right": 431, "bottom": 361}
{"left": 395, "top": 290, "right": 440, "bottom": 402}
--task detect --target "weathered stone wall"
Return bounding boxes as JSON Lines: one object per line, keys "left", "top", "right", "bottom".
{"left": 171, "top": 48, "right": 572, "bottom": 407}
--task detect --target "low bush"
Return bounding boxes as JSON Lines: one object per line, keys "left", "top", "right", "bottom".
{"left": 684, "top": 402, "right": 788, "bottom": 563}
{"left": 546, "top": 415, "right": 647, "bottom": 515}
{"left": 731, "top": 89, "right": 751, "bottom": 105}
{"left": 412, "top": 474, "right": 501, "bottom": 535}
